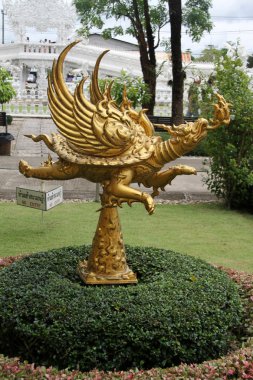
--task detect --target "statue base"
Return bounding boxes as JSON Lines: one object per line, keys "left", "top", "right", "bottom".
{"left": 78, "top": 260, "right": 137, "bottom": 285}
{"left": 77, "top": 204, "right": 137, "bottom": 285}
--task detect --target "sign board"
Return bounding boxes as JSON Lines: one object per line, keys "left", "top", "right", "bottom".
{"left": 16, "top": 186, "right": 63, "bottom": 211}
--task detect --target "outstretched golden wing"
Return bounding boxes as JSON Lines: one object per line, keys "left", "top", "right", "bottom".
{"left": 48, "top": 40, "right": 157, "bottom": 164}
{"left": 47, "top": 41, "right": 79, "bottom": 143}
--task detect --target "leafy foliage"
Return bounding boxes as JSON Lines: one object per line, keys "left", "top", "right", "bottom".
{"left": 98, "top": 70, "right": 151, "bottom": 108}
{"left": 6, "top": 114, "right": 13, "bottom": 125}
{"left": 74, "top": 0, "right": 169, "bottom": 113}
{"left": 0, "top": 260, "right": 253, "bottom": 379}
{"left": 74, "top": 0, "right": 168, "bottom": 40}
{"left": 183, "top": 0, "right": 213, "bottom": 42}
{"left": 0, "top": 67, "right": 16, "bottom": 105}
{"left": 200, "top": 42, "right": 253, "bottom": 211}
{"left": 0, "top": 347, "right": 253, "bottom": 380}
{"left": 73, "top": 0, "right": 213, "bottom": 117}
{"left": 168, "top": 0, "right": 213, "bottom": 123}
{"left": 247, "top": 54, "right": 253, "bottom": 68}
{"left": 195, "top": 46, "right": 227, "bottom": 62}
{"left": 0, "top": 245, "right": 242, "bottom": 371}
{"left": 187, "top": 81, "right": 201, "bottom": 116}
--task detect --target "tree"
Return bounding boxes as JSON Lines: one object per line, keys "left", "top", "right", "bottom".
{"left": 74, "top": 0, "right": 169, "bottom": 115}
{"left": 74, "top": 0, "right": 212, "bottom": 121}
{"left": 0, "top": 67, "right": 16, "bottom": 110}
{"left": 247, "top": 54, "right": 253, "bottom": 68}
{"left": 195, "top": 45, "right": 224, "bottom": 62}
{"left": 168, "top": 0, "right": 183, "bottom": 125}
{"left": 200, "top": 42, "right": 253, "bottom": 211}
{"left": 99, "top": 70, "right": 151, "bottom": 108}
{"left": 187, "top": 77, "right": 201, "bottom": 117}
{"left": 168, "top": 0, "right": 213, "bottom": 124}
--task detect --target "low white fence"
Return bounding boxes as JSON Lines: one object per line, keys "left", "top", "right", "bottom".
{"left": 4, "top": 89, "right": 49, "bottom": 117}
{"left": 23, "top": 43, "right": 60, "bottom": 55}
{"left": 4, "top": 88, "right": 189, "bottom": 117}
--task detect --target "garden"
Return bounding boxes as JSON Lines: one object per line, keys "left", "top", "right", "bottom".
{"left": 1, "top": 201, "right": 253, "bottom": 379}
{"left": 1, "top": 38, "right": 253, "bottom": 380}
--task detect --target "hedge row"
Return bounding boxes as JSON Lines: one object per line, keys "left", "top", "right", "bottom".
{"left": 0, "top": 251, "right": 252, "bottom": 379}
{"left": 0, "top": 246, "right": 243, "bottom": 372}
{"left": 0, "top": 346, "right": 253, "bottom": 379}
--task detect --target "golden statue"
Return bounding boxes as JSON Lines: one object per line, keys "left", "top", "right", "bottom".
{"left": 19, "top": 41, "right": 230, "bottom": 285}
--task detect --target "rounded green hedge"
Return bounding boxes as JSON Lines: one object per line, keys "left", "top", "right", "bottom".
{"left": 0, "top": 245, "right": 243, "bottom": 371}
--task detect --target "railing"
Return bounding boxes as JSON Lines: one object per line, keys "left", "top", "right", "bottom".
{"left": 4, "top": 88, "right": 191, "bottom": 118}
{"left": 148, "top": 115, "right": 198, "bottom": 130}
{"left": 0, "top": 42, "right": 64, "bottom": 59}
{"left": 4, "top": 89, "right": 49, "bottom": 117}
{"left": 23, "top": 43, "right": 61, "bottom": 55}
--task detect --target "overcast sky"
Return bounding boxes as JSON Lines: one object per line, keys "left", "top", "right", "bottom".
{"left": 0, "top": 0, "right": 253, "bottom": 56}
{"left": 180, "top": 0, "right": 253, "bottom": 55}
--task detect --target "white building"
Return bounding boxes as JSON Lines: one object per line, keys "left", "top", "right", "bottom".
{"left": 0, "top": 0, "right": 214, "bottom": 116}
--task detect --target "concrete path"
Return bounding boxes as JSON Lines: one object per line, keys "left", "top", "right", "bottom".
{"left": 0, "top": 118, "right": 215, "bottom": 201}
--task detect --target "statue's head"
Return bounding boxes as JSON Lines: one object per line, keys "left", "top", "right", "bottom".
{"left": 166, "top": 93, "right": 230, "bottom": 154}
{"left": 166, "top": 118, "right": 209, "bottom": 153}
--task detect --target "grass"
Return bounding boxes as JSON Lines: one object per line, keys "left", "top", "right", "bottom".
{"left": 1, "top": 201, "right": 253, "bottom": 272}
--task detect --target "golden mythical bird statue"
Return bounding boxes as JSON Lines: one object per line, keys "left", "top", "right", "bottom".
{"left": 19, "top": 40, "right": 230, "bottom": 285}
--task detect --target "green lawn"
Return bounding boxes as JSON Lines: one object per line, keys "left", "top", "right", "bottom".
{"left": 1, "top": 201, "right": 253, "bottom": 272}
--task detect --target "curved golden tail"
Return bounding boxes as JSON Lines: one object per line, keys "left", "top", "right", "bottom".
{"left": 24, "top": 134, "right": 54, "bottom": 151}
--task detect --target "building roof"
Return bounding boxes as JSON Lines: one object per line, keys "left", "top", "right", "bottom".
{"left": 87, "top": 34, "right": 139, "bottom": 51}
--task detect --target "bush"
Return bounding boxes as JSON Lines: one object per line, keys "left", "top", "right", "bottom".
{"left": 6, "top": 114, "right": 13, "bottom": 125}
{"left": 1, "top": 347, "right": 253, "bottom": 380}
{"left": 200, "top": 42, "right": 253, "bottom": 211}
{"left": 98, "top": 70, "right": 151, "bottom": 108}
{"left": 0, "top": 245, "right": 243, "bottom": 372}
{"left": 0, "top": 67, "right": 16, "bottom": 105}
{"left": 185, "top": 139, "right": 209, "bottom": 156}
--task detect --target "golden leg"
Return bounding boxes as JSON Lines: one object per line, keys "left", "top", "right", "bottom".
{"left": 146, "top": 165, "right": 197, "bottom": 197}
{"left": 19, "top": 159, "right": 80, "bottom": 180}
{"left": 105, "top": 169, "right": 155, "bottom": 214}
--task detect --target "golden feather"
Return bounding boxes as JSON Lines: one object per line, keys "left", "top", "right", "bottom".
{"left": 47, "top": 40, "right": 155, "bottom": 163}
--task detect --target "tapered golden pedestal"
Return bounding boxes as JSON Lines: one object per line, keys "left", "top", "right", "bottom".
{"left": 78, "top": 205, "right": 137, "bottom": 285}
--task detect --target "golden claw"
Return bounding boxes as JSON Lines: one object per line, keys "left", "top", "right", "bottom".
{"left": 208, "top": 94, "right": 231, "bottom": 130}
{"left": 19, "top": 160, "right": 31, "bottom": 177}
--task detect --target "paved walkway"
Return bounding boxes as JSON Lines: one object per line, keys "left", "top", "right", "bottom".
{"left": 0, "top": 118, "right": 215, "bottom": 201}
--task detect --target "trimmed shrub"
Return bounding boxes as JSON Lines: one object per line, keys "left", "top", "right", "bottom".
{"left": 0, "top": 347, "right": 253, "bottom": 380}
{"left": 6, "top": 114, "right": 13, "bottom": 125}
{"left": 200, "top": 42, "right": 253, "bottom": 211}
{"left": 0, "top": 246, "right": 243, "bottom": 372}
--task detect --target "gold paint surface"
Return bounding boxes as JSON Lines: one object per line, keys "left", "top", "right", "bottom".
{"left": 19, "top": 41, "right": 230, "bottom": 285}
{"left": 78, "top": 203, "right": 137, "bottom": 285}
